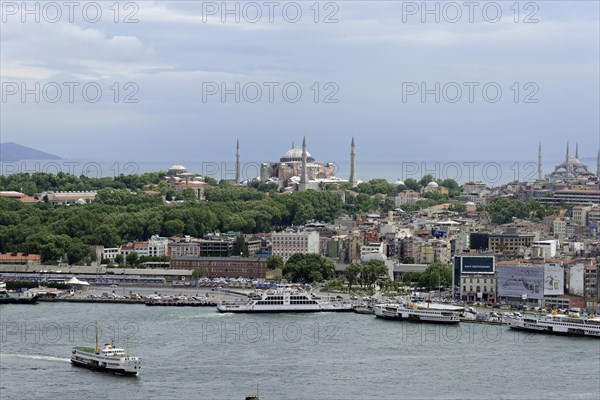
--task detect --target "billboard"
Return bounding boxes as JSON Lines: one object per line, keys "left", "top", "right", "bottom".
{"left": 458, "top": 256, "right": 495, "bottom": 274}
{"left": 497, "top": 265, "right": 543, "bottom": 300}
{"left": 543, "top": 264, "right": 564, "bottom": 296}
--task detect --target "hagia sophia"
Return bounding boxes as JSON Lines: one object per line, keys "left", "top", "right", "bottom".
{"left": 257, "top": 137, "right": 357, "bottom": 190}
{"left": 164, "top": 137, "right": 358, "bottom": 195}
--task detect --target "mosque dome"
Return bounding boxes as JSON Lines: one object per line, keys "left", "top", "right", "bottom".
{"left": 280, "top": 147, "right": 315, "bottom": 162}
{"left": 426, "top": 181, "right": 439, "bottom": 188}
{"left": 394, "top": 179, "right": 405, "bottom": 186}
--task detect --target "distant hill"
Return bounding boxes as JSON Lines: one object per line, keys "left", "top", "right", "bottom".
{"left": 0, "top": 142, "right": 61, "bottom": 161}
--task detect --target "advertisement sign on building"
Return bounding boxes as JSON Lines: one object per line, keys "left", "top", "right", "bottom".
{"left": 497, "top": 264, "right": 543, "bottom": 300}
{"left": 543, "top": 263, "right": 564, "bottom": 296}
{"left": 458, "top": 256, "right": 495, "bottom": 274}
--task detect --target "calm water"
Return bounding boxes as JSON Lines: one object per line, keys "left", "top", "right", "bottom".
{"left": 1, "top": 303, "right": 599, "bottom": 400}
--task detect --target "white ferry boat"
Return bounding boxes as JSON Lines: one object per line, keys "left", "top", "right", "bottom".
{"left": 71, "top": 327, "right": 141, "bottom": 374}
{"left": 374, "top": 302, "right": 462, "bottom": 324}
{"left": 507, "top": 310, "right": 600, "bottom": 337}
{"left": 217, "top": 285, "right": 353, "bottom": 313}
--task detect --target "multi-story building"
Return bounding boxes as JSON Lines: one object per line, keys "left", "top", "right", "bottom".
{"left": 460, "top": 274, "right": 496, "bottom": 302}
{"left": 573, "top": 206, "right": 592, "bottom": 226}
{"left": 395, "top": 190, "right": 421, "bottom": 206}
{"left": 271, "top": 231, "right": 320, "bottom": 261}
{"left": 169, "top": 242, "right": 201, "bottom": 258}
{"left": 401, "top": 237, "right": 422, "bottom": 264}
{"left": 539, "top": 190, "right": 600, "bottom": 206}
{"left": 102, "top": 248, "right": 120, "bottom": 260}
{"left": 360, "top": 242, "right": 385, "bottom": 260}
{"left": 584, "top": 265, "right": 598, "bottom": 299}
{"left": 170, "top": 256, "right": 266, "bottom": 278}
{"left": 488, "top": 232, "right": 536, "bottom": 254}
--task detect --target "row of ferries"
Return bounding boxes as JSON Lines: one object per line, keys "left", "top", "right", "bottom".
{"left": 372, "top": 300, "right": 600, "bottom": 337}
{"left": 217, "top": 284, "right": 353, "bottom": 313}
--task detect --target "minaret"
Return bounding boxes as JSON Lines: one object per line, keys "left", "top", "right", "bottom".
{"left": 349, "top": 137, "right": 357, "bottom": 187}
{"left": 300, "top": 136, "right": 308, "bottom": 189}
{"left": 566, "top": 142, "right": 569, "bottom": 163}
{"left": 597, "top": 147, "right": 600, "bottom": 178}
{"left": 537, "top": 142, "right": 542, "bottom": 180}
{"left": 235, "top": 139, "right": 240, "bottom": 183}
{"left": 575, "top": 142, "right": 579, "bottom": 159}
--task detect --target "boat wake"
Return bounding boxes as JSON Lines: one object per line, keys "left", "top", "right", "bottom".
{"left": 1, "top": 353, "right": 70, "bottom": 363}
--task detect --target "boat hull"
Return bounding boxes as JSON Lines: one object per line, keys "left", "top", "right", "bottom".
{"left": 507, "top": 321, "right": 600, "bottom": 338}
{"left": 374, "top": 305, "right": 461, "bottom": 324}
{"left": 71, "top": 359, "right": 139, "bottom": 375}
{"left": 0, "top": 297, "right": 39, "bottom": 304}
{"left": 217, "top": 306, "right": 353, "bottom": 313}
{"left": 375, "top": 313, "right": 460, "bottom": 324}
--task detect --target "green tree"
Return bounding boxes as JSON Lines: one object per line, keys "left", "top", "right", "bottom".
{"left": 233, "top": 234, "right": 248, "bottom": 256}
{"left": 114, "top": 254, "right": 124, "bottom": 266}
{"left": 126, "top": 251, "right": 139, "bottom": 267}
{"left": 402, "top": 257, "right": 415, "bottom": 264}
{"left": 418, "top": 263, "right": 452, "bottom": 290}
{"left": 192, "top": 268, "right": 206, "bottom": 280}
{"left": 403, "top": 178, "right": 421, "bottom": 192}
{"left": 344, "top": 262, "right": 362, "bottom": 291}
{"left": 266, "top": 255, "right": 284, "bottom": 270}
{"left": 283, "top": 253, "right": 335, "bottom": 283}
{"left": 163, "top": 219, "right": 185, "bottom": 237}
{"left": 67, "top": 243, "right": 91, "bottom": 265}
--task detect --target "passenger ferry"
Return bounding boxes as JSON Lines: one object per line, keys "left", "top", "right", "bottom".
{"left": 217, "top": 285, "right": 353, "bottom": 313}
{"left": 507, "top": 309, "right": 600, "bottom": 337}
{"left": 374, "top": 302, "right": 462, "bottom": 324}
{"left": 71, "top": 325, "right": 141, "bottom": 374}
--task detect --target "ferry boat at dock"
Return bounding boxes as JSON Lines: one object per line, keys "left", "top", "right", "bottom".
{"left": 374, "top": 302, "right": 462, "bottom": 324}
{"left": 217, "top": 284, "right": 353, "bottom": 313}
{"left": 506, "top": 310, "right": 600, "bottom": 337}
{"left": 0, "top": 282, "right": 39, "bottom": 304}
{"left": 71, "top": 325, "right": 141, "bottom": 374}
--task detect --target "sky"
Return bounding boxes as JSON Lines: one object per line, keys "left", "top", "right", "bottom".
{"left": 1, "top": 1, "right": 599, "bottom": 169}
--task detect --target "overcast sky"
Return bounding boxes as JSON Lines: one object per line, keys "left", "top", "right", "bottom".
{"left": 1, "top": 1, "right": 599, "bottom": 166}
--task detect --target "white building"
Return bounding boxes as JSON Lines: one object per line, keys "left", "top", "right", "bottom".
{"left": 271, "top": 231, "right": 320, "bottom": 261}
{"left": 360, "top": 242, "right": 385, "bottom": 260}
{"left": 102, "top": 248, "right": 120, "bottom": 260}
{"left": 532, "top": 240, "right": 558, "bottom": 258}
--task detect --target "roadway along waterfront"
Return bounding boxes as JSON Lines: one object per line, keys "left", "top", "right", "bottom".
{"left": 1, "top": 302, "right": 599, "bottom": 400}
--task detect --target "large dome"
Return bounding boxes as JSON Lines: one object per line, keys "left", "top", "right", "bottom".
{"left": 280, "top": 147, "right": 314, "bottom": 162}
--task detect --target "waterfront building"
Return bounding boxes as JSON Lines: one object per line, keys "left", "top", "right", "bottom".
{"left": 271, "top": 231, "right": 320, "bottom": 261}
{"left": 0, "top": 252, "right": 41, "bottom": 265}
{"left": 170, "top": 256, "right": 266, "bottom": 278}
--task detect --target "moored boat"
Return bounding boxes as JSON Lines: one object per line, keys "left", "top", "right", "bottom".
{"left": 217, "top": 284, "right": 353, "bottom": 313}
{"left": 374, "top": 302, "right": 462, "bottom": 324}
{"left": 0, "top": 282, "right": 39, "bottom": 304}
{"left": 506, "top": 309, "right": 600, "bottom": 338}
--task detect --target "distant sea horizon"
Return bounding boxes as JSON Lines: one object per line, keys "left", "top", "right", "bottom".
{"left": 0, "top": 157, "right": 592, "bottom": 187}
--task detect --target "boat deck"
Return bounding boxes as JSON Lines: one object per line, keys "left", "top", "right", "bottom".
{"left": 74, "top": 347, "right": 97, "bottom": 353}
